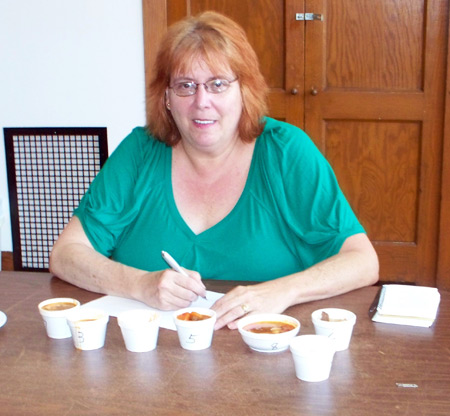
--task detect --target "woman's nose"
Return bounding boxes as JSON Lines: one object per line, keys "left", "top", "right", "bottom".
{"left": 193, "top": 84, "right": 211, "bottom": 107}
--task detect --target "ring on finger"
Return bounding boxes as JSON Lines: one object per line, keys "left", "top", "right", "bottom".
{"left": 241, "top": 303, "right": 250, "bottom": 314}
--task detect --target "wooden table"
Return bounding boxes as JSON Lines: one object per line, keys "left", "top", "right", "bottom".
{"left": 0, "top": 272, "right": 449, "bottom": 416}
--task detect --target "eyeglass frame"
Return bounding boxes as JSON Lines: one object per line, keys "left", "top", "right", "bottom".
{"left": 168, "top": 77, "right": 239, "bottom": 97}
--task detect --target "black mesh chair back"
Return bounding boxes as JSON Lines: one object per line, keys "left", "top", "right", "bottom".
{"left": 4, "top": 127, "right": 108, "bottom": 271}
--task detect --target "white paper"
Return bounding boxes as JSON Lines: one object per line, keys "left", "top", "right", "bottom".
{"left": 372, "top": 284, "right": 440, "bottom": 327}
{"left": 82, "top": 290, "right": 224, "bottom": 330}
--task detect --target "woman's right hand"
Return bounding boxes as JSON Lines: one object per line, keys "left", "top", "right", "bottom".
{"left": 50, "top": 216, "right": 206, "bottom": 311}
{"left": 137, "top": 268, "right": 207, "bottom": 311}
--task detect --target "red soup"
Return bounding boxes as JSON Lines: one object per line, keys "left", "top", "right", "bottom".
{"left": 177, "top": 312, "right": 211, "bottom": 321}
{"left": 243, "top": 321, "right": 296, "bottom": 334}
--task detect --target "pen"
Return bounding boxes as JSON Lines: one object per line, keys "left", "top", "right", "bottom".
{"left": 161, "top": 251, "right": 207, "bottom": 300}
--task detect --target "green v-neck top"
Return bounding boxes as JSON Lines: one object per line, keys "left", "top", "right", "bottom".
{"left": 74, "top": 117, "right": 364, "bottom": 281}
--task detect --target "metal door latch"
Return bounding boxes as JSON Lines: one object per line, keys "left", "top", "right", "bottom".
{"left": 295, "top": 13, "right": 323, "bottom": 21}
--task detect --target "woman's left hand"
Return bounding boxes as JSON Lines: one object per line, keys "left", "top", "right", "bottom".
{"left": 211, "top": 280, "right": 293, "bottom": 330}
{"left": 211, "top": 234, "right": 380, "bottom": 330}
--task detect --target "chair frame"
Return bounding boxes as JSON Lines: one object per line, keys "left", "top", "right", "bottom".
{"left": 4, "top": 127, "right": 108, "bottom": 271}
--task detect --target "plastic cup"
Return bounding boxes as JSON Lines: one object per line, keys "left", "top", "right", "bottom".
{"left": 173, "top": 307, "right": 216, "bottom": 351}
{"left": 311, "top": 308, "right": 356, "bottom": 351}
{"left": 38, "top": 298, "right": 80, "bottom": 339}
{"left": 66, "top": 308, "right": 109, "bottom": 351}
{"left": 118, "top": 309, "right": 161, "bottom": 352}
{"left": 290, "top": 335, "right": 336, "bottom": 382}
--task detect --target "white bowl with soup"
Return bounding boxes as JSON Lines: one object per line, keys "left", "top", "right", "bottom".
{"left": 237, "top": 313, "right": 300, "bottom": 353}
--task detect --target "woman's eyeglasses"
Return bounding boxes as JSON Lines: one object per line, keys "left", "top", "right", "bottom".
{"left": 169, "top": 78, "right": 238, "bottom": 97}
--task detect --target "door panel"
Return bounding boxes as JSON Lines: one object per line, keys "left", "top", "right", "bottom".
{"left": 304, "top": 0, "right": 447, "bottom": 285}
{"left": 325, "top": 0, "right": 424, "bottom": 91}
{"left": 326, "top": 120, "right": 421, "bottom": 243}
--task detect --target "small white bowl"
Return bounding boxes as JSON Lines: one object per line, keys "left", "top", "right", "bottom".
{"left": 237, "top": 313, "right": 300, "bottom": 353}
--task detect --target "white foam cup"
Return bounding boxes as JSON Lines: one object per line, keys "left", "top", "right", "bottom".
{"left": 290, "top": 335, "right": 336, "bottom": 382}
{"left": 118, "top": 309, "right": 161, "bottom": 352}
{"left": 311, "top": 308, "right": 356, "bottom": 351}
{"left": 173, "top": 307, "right": 216, "bottom": 351}
{"left": 66, "top": 308, "right": 109, "bottom": 351}
{"left": 38, "top": 298, "right": 81, "bottom": 339}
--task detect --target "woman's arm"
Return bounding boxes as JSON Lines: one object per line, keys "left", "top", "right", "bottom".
{"left": 212, "top": 233, "right": 379, "bottom": 329}
{"left": 49, "top": 216, "right": 207, "bottom": 310}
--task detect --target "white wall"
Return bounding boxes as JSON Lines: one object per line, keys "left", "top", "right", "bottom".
{"left": 0, "top": 0, "right": 146, "bottom": 253}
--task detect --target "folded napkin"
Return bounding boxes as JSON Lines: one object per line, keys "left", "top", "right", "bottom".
{"left": 371, "top": 284, "right": 441, "bottom": 327}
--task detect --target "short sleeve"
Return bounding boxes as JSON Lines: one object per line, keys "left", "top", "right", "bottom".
{"left": 74, "top": 127, "right": 166, "bottom": 257}
{"left": 261, "top": 120, "right": 365, "bottom": 268}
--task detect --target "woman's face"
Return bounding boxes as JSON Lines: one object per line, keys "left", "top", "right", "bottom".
{"left": 167, "top": 59, "right": 243, "bottom": 154}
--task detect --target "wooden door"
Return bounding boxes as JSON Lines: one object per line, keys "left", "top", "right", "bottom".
{"left": 142, "top": 0, "right": 449, "bottom": 287}
{"left": 303, "top": 0, "right": 448, "bottom": 286}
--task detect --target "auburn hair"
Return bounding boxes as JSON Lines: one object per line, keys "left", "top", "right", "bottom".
{"left": 146, "top": 11, "right": 268, "bottom": 145}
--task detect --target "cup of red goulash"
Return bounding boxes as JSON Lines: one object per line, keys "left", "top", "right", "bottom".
{"left": 173, "top": 307, "right": 217, "bottom": 350}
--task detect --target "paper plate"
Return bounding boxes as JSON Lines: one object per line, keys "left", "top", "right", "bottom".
{"left": 0, "top": 311, "right": 7, "bottom": 328}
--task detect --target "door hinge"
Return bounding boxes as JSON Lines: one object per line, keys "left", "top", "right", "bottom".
{"left": 295, "top": 13, "right": 323, "bottom": 21}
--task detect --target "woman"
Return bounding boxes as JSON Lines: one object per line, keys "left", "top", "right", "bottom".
{"left": 50, "top": 11, "right": 379, "bottom": 330}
